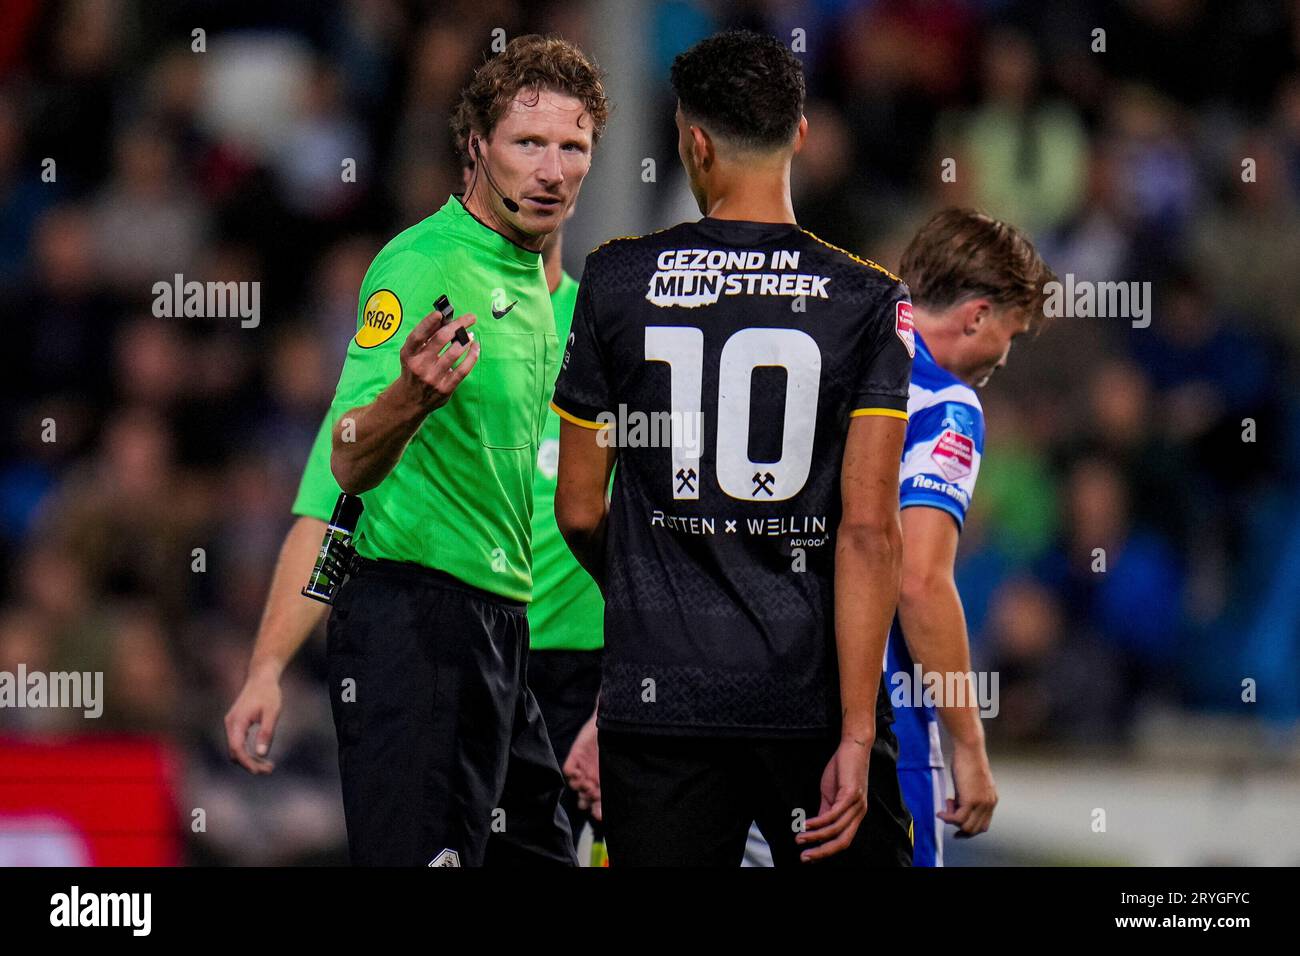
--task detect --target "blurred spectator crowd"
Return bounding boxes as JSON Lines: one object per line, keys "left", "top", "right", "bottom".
{"left": 0, "top": 0, "right": 1297, "bottom": 863}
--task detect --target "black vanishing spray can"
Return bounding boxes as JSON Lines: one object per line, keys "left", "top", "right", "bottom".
{"left": 301, "top": 493, "right": 364, "bottom": 605}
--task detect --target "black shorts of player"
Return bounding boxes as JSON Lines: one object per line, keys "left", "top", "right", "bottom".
{"left": 326, "top": 557, "right": 576, "bottom": 867}
{"left": 528, "top": 649, "right": 602, "bottom": 844}
{"left": 599, "top": 721, "right": 912, "bottom": 867}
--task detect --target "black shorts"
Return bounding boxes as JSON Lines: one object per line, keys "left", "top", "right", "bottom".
{"left": 326, "top": 558, "right": 576, "bottom": 866}
{"left": 599, "top": 719, "right": 912, "bottom": 867}
{"left": 527, "top": 649, "right": 602, "bottom": 844}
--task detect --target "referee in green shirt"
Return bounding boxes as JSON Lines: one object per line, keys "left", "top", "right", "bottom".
{"left": 323, "top": 36, "right": 606, "bottom": 866}
{"left": 225, "top": 218, "right": 607, "bottom": 861}
{"left": 513, "top": 237, "right": 606, "bottom": 852}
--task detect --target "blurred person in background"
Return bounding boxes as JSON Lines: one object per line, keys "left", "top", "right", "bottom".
{"left": 1057, "top": 359, "right": 1195, "bottom": 554}
{"left": 32, "top": 407, "right": 206, "bottom": 621}
{"left": 100, "top": 601, "right": 180, "bottom": 733}
{"left": 0, "top": 605, "right": 62, "bottom": 733}
{"left": 1102, "top": 84, "right": 1199, "bottom": 276}
{"left": 1033, "top": 456, "right": 1185, "bottom": 735}
{"left": 937, "top": 28, "right": 1088, "bottom": 238}
{"left": 982, "top": 576, "right": 1125, "bottom": 747}
{"left": 0, "top": 95, "right": 60, "bottom": 288}
{"left": 1193, "top": 128, "right": 1300, "bottom": 342}
{"left": 91, "top": 119, "right": 209, "bottom": 293}
{"left": 9, "top": 204, "right": 117, "bottom": 409}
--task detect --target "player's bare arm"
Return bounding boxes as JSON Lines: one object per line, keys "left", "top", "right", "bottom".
{"left": 897, "top": 506, "right": 998, "bottom": 836}
{"left": 553, "top": 399, "right": 615, "bottom": 825}
{"left": 224, "top": 515, "right": 330, "bottom": 774}
{"left": 331, "top": 311, "right": 479, "bottom": 494}
{"left": 554, "top": 417, "right": 616, "bottom": 590}
{"left": 799, "top": 413, "right": 907, "bottom": 861}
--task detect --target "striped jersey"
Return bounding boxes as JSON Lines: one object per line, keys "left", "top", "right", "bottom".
{"left": 886, "top": 329, "right": 985, "bottom": 768}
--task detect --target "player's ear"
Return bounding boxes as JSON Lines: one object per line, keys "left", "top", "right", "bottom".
{"left": 691, "top": 124, "right": 712, "bottom": 169}
{"left": 792, "top": 115, "right": 808, "bottom": 155}
{"left": 960, "top": 297, "right": 991, "bottom": 336}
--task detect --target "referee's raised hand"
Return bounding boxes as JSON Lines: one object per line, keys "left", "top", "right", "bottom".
{"left": 333, "top": 311, "right": 481, "bottom": 495}
{"left": 398, "top": 311, "right": 480, "bottom": 411}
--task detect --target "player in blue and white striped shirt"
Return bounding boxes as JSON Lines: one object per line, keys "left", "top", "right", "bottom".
{"left": 886, "top": 208, "right": 1054, "bottom": 866}
{"left": 741, "top": 209, "right": 1054, "bottom": 868}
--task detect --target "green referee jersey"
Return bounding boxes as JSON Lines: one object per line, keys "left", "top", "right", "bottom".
{"left": 526, "top": 271, "right": 603, "bottom": 651}
{"left": 295, "top": 262, "right": 604, "bottom": 650}
{"left": 325, "top": 195, "right": 558, "bottom": 603}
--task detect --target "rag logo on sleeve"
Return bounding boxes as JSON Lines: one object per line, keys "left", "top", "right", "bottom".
{"left": 356, "top": 289, "right": 403, "bottom": 348}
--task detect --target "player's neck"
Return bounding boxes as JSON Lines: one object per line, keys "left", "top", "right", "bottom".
{"left": 703, "top": 168, "right": 797, "bottom": 224}
{"left": 915, "top": 311, "right": 972, "bottom": 384}
{"left": 462, "top": 183, "right": 545, "bottom": 252}
{"left": 541, "top": 231, "right": 564, "bottom": 293}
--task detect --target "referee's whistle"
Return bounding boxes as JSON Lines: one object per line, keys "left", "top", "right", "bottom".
{"left": 434, "top": 294, "right": 471, "bottom": 347}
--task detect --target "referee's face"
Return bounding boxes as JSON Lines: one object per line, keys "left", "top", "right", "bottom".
{"left": 481, "top": 88, "right": 594, "bottom": 244}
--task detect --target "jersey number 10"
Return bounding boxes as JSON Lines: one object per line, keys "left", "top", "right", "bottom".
{"left": 646, "top": 326, "right": 821, "bottom": 503}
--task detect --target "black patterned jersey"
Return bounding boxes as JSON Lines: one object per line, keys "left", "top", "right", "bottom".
{"left": 551, "top": 217, "right": 913, "bottom": 736}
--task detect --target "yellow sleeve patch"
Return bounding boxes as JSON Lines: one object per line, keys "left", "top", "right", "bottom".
{"left": 550, "top": 401, "right": 609, "bottom": 430}
{"left": 356, "top": 289, "right": 403, "bottom": 348}
{"left": 850, "top": 407, "right": 909, "bottom": 421}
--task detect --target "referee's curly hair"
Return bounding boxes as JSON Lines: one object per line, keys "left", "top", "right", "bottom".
{"left": 671, "top": 30, "right": 805, "bottom": 150}
{"left": 451, "top": 35, "right": 609, "bottom": 161}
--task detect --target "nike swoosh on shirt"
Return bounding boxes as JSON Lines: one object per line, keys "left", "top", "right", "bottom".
{"left": 492, "top": 300, "right": 518, "bottom": 319}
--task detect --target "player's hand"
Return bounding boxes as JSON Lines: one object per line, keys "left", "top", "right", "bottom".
{"left": 563, "top": 713, "right": 602, "bottom": 823}
{"left": 224, "top": 665, "right": 283, "bottom": 774}
{"left": 797, "top": 736, "right": 871, "bottom": 862}
{"left": 939, "top": 738, "right": 997, "bottom": 837}
{"left": 398, "top": 311, "right": 480, "bottom": 411}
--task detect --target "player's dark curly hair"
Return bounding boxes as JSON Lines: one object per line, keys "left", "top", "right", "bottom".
{"left": 899, "top": 208, "right": 1057, "bottom": 332}
{"left": 450, "top": 34, "right": 609, "bottom": 159}
{"left": 670, "top": 30, "right": 805, "bottom": 150}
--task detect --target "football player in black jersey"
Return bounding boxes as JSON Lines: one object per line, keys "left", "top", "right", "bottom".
{"left": 552, "top": 30, "right": 914, "bottom": 866}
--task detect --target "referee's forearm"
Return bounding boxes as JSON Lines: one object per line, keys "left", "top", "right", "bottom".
{"left": 331, "top": 380, "right": 431, "bottom": 494}
{"left": 248, "top": 516, "right": 331, "bottom": 679}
